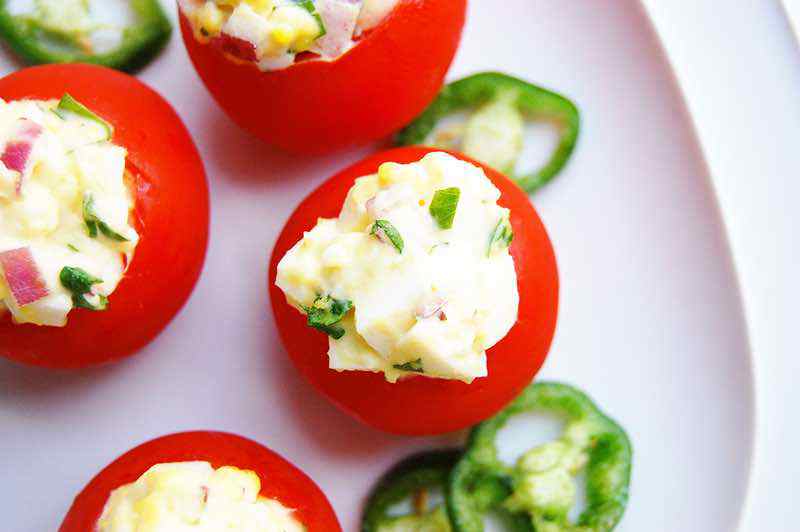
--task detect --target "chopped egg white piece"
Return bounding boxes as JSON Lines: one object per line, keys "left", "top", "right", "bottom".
{"left": 97, "top": 462, "right": 305, "bottom": 532}
{"left": 357, "top": 0, "right": 397, "bottom": 30}
{"left": 276, "top": 152, "right": 519, "bottom": 383}
{"left": 179, "top": 0, "right": 399, "bottom": 70}
{"left": 0, "top": 97, "right": 138, "bottom": 327}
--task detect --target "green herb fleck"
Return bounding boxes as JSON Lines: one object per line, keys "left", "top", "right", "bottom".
{"left": 303, "top": 295, "right": 353, "bottom": 340}
{"left": 67, "top": 244, "right": 79, "bottom": 252}
{"left": 60, "top": 266, "right": 100, "bottom": 294}
{"left": 371, "top": 220, "right": 404, "bottom": 253}
{"left": 488, "top": 215, "right": 514, "bottom": 256}
{"left": 59, "top": 266, "right": 107, "bottom": 311}
{"left": 393, "top": 359, "right": 424, "bottom": 373}
{"left": 293, "top": 0, "right": 326, "bottom": 38}
{"left": 429, "top": 187, "right": 460, "bottom": 229}
{"left": 73, "top": 293, "right": 109, "bottom": 311}
{"left": 54, "top": 94, "right": 113, "bottom": 139}
{"left": 83, "top": 195, "right": 128, "bottom": 242}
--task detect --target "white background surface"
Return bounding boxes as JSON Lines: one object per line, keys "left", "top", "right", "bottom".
{"left": 640, "top": 1, "right": 800, "bottom": 529}
{"left": 2, "top": 0, "right": 797, "bottom": 530}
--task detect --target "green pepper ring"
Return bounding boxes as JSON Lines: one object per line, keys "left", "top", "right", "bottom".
{"left": 362, "top": 449, "right": 461, "bottom": 532}
{"left": 0, "top": 0, "right": 172, "bottom": 73}
{"left": 362, "top": 449, "right": 528, "bottom": 532}
{"left": 396, "top": 72, "right": 581, "bottom": 194}
{"left": 447, "top": 382, "right": 632, "bottom": 532}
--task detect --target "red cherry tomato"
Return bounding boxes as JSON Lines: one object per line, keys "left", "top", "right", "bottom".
{"left": 0, "top": 64, "right": 209, "bottom": 368}
{"left": 269, "top": 147, "right": 559, "bottom": 435}
{"left": 178, "top": 0, "right": 466, "bottom": 153}
{"left": 60, "top": 431, "right": 342, "bottom": 532}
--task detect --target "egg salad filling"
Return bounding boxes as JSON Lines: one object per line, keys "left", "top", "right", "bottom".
{"left": 97, "top": 461, "right": 305, "bottom": 532}
{"left": 179, "top": 0, "right": 399, "bottom": 70}
{"left": 276, "top": 152, "right": 519, "bottom": 383}
{"left": 0, "top": 95, "right": 138, "bottom": 327}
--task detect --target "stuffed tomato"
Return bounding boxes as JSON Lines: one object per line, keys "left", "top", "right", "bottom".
{"left": 60, "top": 431, "right": 342, "bottom": 531}
{"left": 0, "top": 64, "right": 209, "bottom": 368}
{"left": 178, "top": 0, "right": 466, "bottom": 153}
{"left": 269, "top": 147, "right": 559, "bottom": 435}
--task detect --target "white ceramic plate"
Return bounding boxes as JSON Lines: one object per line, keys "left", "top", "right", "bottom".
{"left": 0, "top": 1, "right": 754, "bottom": 530}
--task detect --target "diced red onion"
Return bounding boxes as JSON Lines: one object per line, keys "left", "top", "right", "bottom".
{"left": 3, "top": 142, "right": 33, "bottom": 194}
{"left": 365, "top": 197, "right": 377, "bottom": 216}
{"left": 17, "top": 119, "right": 42, "bottom": 140}
{"left": 213, "top": 33, "right": 258, "bottom": 62}
{"left": 1, "top": 119, "right": 43, "bottom": 195}
{"left": 417, "top": 299, "right": 447, "bottom": 321}
{"left": 0, "top": 247, "right": 49, "bottom": 307}
{"left": 2, "top": 141, "right": 32, "bottom": 174}
{"left": 373, "top": 226, "right": 390, "bottom": 246}
{"left": 315, "top": 0, "right": 360, "bottom": 57}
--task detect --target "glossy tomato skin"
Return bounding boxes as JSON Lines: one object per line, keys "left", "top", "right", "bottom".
{"left": 0, "top": 64, "right": 209, "bottom": 369}
{"left": 179, "top": 0, "right": 466, "bottom": 154}
{"left": 60, "top": 431, "right": 342, "bottom": 532}
{"left": 269, "top": 147, "right": 559, "bottom": 435}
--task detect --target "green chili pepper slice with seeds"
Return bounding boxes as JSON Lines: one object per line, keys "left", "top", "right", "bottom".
{"left": 0, "top": 0, "right": 171, "bottom": 72}
{"left": 363, "top": 450, "right": 533, "bottom": 532}
{"left": 396, "top": 72, "right": 580, "bottom": 194}
{"left": 362, "top": 450, "right": 460, "bottom": 532}
{"left": 447, "top": 382, "right": 632, "bottom": 532}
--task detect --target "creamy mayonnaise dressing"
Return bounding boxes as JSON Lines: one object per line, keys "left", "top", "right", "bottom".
{"left": 179, "top": 0, "right": 399, "bottom": 70}
{"left": 97, "top": 462, "right": 305, "bottom": 532}
{"left": 276, "top": 152, "right": 519, "bottom": 383}
{"left": 0, "top": 97, "right": 138, "bottom": 327}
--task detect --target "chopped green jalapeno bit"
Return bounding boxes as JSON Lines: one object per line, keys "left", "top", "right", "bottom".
{"left": 60, "top": 265, "right": 108, "bottom": 311}
{"left": 0, "top": 0, "right": 172, "bottom": 73}
{"left": 83, "top": 194, "right": 128, "bottom": 242}
{"left": 362, "top": 450, "right": 461, "bottom": 532}
{"left": 393, "top": 359, "right": 424, "bottom": 373}
{"left": 397, "top": 72, "right": 581, "bottom": 194}
{"left": 303, "top": 294, "right": 352, "bottom": 340}
{"left": 60, "top": 265, "right": 100, "bottom": 294}
{"left": 292, "top": 0, "right": 326, "bottom": 38}
{"left": 372, "top": 220, "right": 404, "bottom": 253}
{"left": 73, "top": 292, "right": 108, "bottom": 311}
{"left": 448, "top": 382, "right": 632, "bottom": 532}
{"left": 430, "top": 188, "right": 461, "bottom": 229}
{"left": 54, "top": 93, "right": 113, "bottom": 139}
{"left": 488, "top": 216, "right": 514, "bottom": 257}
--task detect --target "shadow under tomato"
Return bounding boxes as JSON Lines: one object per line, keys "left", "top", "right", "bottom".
{"left": 0, "top": 355, "right": 128, "bottom": 401}
{"left": 265, "top": 295, "right": 466, "bottom": 456}
{"left": 197, "top": 101, "right": 393, "bottom": 187}
{"left": 268, "top": 337, "right": 400, "bottom": 457}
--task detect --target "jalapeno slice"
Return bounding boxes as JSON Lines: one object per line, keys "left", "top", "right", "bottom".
{"left": 396, "top": 72, "right": 580, "bottom": 194}
{"left": 362, "top": 450, "right": 460, "bottom": 532}
{"left": 0, "top": 0, "right": 171, "bottom": 72}
{"left": 447, "top": 382, "right": 632, "bottom": 532}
